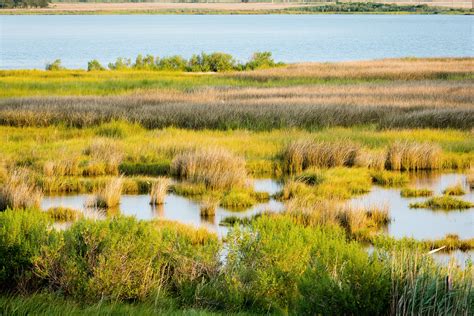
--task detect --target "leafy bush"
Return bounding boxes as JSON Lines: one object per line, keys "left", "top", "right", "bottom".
{"left": 45, "top": 59, "right": 65, "bottom": 71}
{"left": 87, "top": 59, "right": 105, "bottom": 71}
{"left": 0, "top": 209, "right": 56, "bottom": 292}
{"left": 244, "top": 51, "right": 276, "bottom": 70}
{"left": 188, "top": 52, "right": 236, "bottom": 72}
{"left": 216, "top": 214, "right": 389, "bottom": 313}
{"left": 156, "top": 55, "right": 187, "bottom": 71}
{"left": 108, "top": 57, "right": 131, "bottom": 70}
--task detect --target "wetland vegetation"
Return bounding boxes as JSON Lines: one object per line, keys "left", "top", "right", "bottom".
{"left": 0, "top": 57, "right": 473, "bottom": 314}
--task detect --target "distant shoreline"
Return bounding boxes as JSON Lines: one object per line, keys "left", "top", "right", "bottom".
{"left": 1, "top": 2, "right": 472, "bottom": 15}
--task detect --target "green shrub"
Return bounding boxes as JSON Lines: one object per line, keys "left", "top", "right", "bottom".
{"left": 133, "top": 54, "right": 155, "bottom": 70}
{"left": 45, "top": 59, "right": 65, "bottom": 71}
{"left": 157, "top": 55, "right": 187, "bottom": 71}
{"left": 216, "top": 214, "right": 389, "bottom": 313}
{"left": 0, "top": 209, "right": 56, "bottom": 292}
{"left": 87, "top": 59, "right": 105, "bottom": 71}
{"left": 188, "top": 52, "right": 236, "bottom": 72}
{"left": 244, "top": 51, "right": 277, "bottom": 70}
{"left": 34, "top": 217, "right": 220, "bottom": 302}
{"left": 108, "top": 57, "right": 131, "bottom": 70}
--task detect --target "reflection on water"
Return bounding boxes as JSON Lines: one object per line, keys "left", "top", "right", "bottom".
{"left": 350, "top": 173, "right": 474, "bottom": 240}
{"left": 42, "top": 179, "right": 284, "bottom": 237}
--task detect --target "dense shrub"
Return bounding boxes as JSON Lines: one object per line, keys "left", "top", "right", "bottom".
{"left": 45, "top": 59, "right": 65, "bottom": 71}
{"left": 216, "top": 214, "right": 390, "bottom": 313}
{"left": 188, "top": 52, "right": 236, "bottom": 72}
{"left": 0, "top": 209, "right": 56, "bottom": 292}
{"left": 0, "top": 0, "right": 49, "bottom": 8}
{"left": 87, "top": 59, "right": 106, "bottom": 71}
{"left": 33, "top": 217, "right": 220, "bottom": 302}
{"left": 157, "top": 55, "right": 188, "bottom": 71}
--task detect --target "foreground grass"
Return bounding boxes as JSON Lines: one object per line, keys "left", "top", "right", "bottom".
{"left": 0, "top": 294, "right": 227, "bottom": 316}
{"left": 0, "top": 210, "right": 472, "bottom": 315}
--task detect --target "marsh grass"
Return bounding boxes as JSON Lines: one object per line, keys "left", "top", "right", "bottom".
{"left": 83, "top": 139, "right": 124, "bottom": 176}
{"left": 46, "top": 207, "right": 82, "bottom": 222}
{"left": 87, "top": 176, "right": 123, "bottom": 208}
{"left": 200, "top": 196, "right": 219, "bottom": 218}
{"left": 442, "top": 183, "right": 466, "bottom": 196}
{"left": 282, "top": 140, "right": 360, "bottom": 174}
{"left": 410, "top": 196, "right": 474, "bottom": 210}
{"left": 370, "top": 170, "right": 409, "bottom": 186}
{"left": 386, "top": 141, "right": 442, "bottom": 171}
{"left": 0, "top": 169, "right": 42, "bottom": 211}
{"left": 149, "top": 177, "right": 170, "bottom": 205}
{"left": 400, "top": 187, "right": 433, "bottom": 198}
{"left": 171, "top": 148, "right": 247, "bottom": 190}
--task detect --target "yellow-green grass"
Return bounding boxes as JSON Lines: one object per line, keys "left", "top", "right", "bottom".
{"left": 409, "top": 196, "right": 474, "bottom": 210}
{"left": 0, "top": 124, "right": 472, "bottom": 181}
{"left": 46, "top": 206, "right": 82, "bottom": 222}
{"left": 370, "top": 170, "right": 409, "bottom": 186}
{"left": 400, "top": 188, "right": 433, "bottom": 198}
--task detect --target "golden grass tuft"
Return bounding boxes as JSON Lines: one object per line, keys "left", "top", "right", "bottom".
{"left": 410, "top": 196, "right": 473, "bottom": 210}
{"left": 386, "top": 141, "right": 441, "bottom": 171}
{"left": 282, "top": 140, "right": 359, "bottom": 174}
{"left": 149, "top": 177, "right": 170, "bottom": 205}
{"left": 0, "top": 169, "right": 43, "bottom": 211}
{"left": 200, "top": 196, "right": 219, "bottom": 218}
{"left": 171, "top": 148, "right": 247, "bottom": 190}
{"left": 88, "top": 176, "right": 123, "bottom": 208}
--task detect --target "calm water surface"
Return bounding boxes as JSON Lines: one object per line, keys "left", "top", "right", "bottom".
{"left": 1, "top": 15, "right": 472, "bottom": 69}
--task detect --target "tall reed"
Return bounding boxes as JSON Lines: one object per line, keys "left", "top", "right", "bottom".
{"left": 88, "top": 177, "right": 123, "bottom": 208}
{"left": 282, "top": 140, "right": 359, "bottom": 174}
{"left": 171, "top": 148, "right": 247, "bottom": 190}
{"left": 386, "top": 141, "right": 442, "bottom": 171}
{"left": 0, "top": 169, "right": 43, "bottom": 211}
{"left": 149, "top": 177, "right": 170, "bottom": 205}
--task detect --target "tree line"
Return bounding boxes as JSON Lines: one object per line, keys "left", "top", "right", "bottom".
{"left": 46, "top": 51, "right": 283, "bottom": 72}
{"left": 1, "top": 0, "right": 49, "bottom": 8}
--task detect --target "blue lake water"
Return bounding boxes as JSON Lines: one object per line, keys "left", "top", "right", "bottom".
{"left": 1, "top": 14, "right": 472, "bottom": 69}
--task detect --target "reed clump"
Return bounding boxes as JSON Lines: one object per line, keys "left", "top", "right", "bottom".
{"left": 88, "top": 177, "right": 123, "bottom": 208}
{"left": 0, "top": 169, "right": 43, "bottom": 211}
{"left": 442, "top": 183, "right": 466, "bottom": 196}
{"left": 83, "top": 139, "right": 124, "bottom": 176}
{"left": 400, "top": 187, "right": 433, "bottom": 198}
{"left": 200, "top": 196, "right": 219, "bottom": 218}
{"left": 46, "top": 207, "right": 82, "bottom": 222}
{"left": 410, "top": 196, "right": 473, "bottom": 210}
{"left": 386, "top": 141, "right": 442, "bottom": 171}
{"left": 282, "top": 140, "right": 360, "bottom": 174}
{"left": 171, "top": 148, "right": 247, "bottom": 190}
{"left": 43, "top": 157, "right": 80, "bottom": 177}
{"left": 149, "top": 177, "right": 170, "bottom": 205}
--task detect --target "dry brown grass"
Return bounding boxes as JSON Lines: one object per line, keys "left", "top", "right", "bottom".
{"left": 282, "top": 140, "right": 360, "bottom": 174}
{"left": 88, "top": 177, "right": 123, "bottom": 208}
{"left": 83, "top": 139, "right": 124, "bottom": 176}
{"left": 150, "top": 177, "right": 170, "bottom": 205}
{"left": 386, "top": 141, "right": 442, "bottom": 171}
{"left": 171, "top": 148, "right": 247, "bottom": 190}
{"left": 0, "top": 169, "right": 43, "bottom": 211}
{"left": 231, "top": 58, "right": 474, "bottom": 81}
